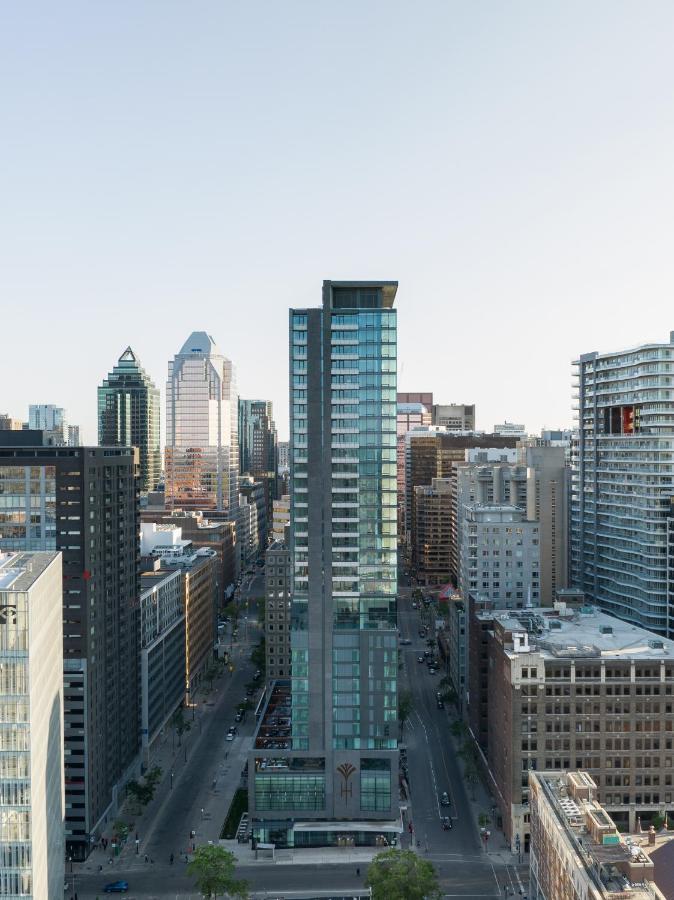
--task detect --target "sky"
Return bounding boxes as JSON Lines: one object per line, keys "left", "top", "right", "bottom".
{"left": 2, "top": 1, "right": 674, "bottom": 444}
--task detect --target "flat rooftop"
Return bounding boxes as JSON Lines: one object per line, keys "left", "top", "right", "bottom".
{"left": 0, "top": 551, "right": 59, "bottom": 592}
{"left": 479, "top": 604, "right": 674, "bottom": 660}
{"left": 534, "top": 772, "right": 665, "bottom": 899}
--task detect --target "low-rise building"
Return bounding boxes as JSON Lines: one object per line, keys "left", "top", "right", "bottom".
{"left": 471, "top": 600, "right": 674, "bottom": 853}
{"left": 265, "top": 540, "right": 291, "bottom": 680}
{"left": 155, "top": 548, "right": 216, "bottom": 704}
{"left": 139, "top": 566, "right": 185, "bottom": 761}
{"left": 0, "top": 550, "right": 64, "bottom": 899}
{"left": 141, "top": 513, "right": 237, "bottom": 603}
{"left": 529, "top": 771, "right": 666, "bottom": 900}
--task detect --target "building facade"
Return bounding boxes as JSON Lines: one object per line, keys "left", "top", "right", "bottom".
{"left": 156, "top": 548, "right": 216, "bottom": 704}
{"left": 248, "top": 280, "right": 400, "bottom": 847}
{"left": 28, "top": 405, "right": 79, "bottom": 447}
{"left": 139, "top": 567, "right": 185, "bottom": 760}
{"left": 0, "top": 551, "right": 64, "bottom": 899}
{"left": 396, "top": 397, "right": 432, "bottom": 541}
{"left": 571, "top": 334, "right": 674, "bottom": 636}
{"left": 432, "top": 403, "right": 475, "bottom": 430}
{"left": 272, "top": 494, "right": 290, "bottom": 542}
{"left": 470, "top": 600, "right": 674, "bottom": 852}
{"left": 265, "top": 540, "right": 291, "bottom": 680}
{"left": 165, "top": 332, "right": 239, "bottom": 514}
{"left": 239, "top": 399, "right": 278, "bottom": 478}
{"left": 529, "top": 771, "right": 666, "bottom": 900}
{"left": 413, "top": 477, "right": 452, "bottom": 584}
{"left": 98, "top": 347, "right": 161, "bottom": 492}
{"left": 459, "top": 505, "right": 541, "bottom": 609}
{"left": 0, "top": 438, "right": 140, "bottom": 859}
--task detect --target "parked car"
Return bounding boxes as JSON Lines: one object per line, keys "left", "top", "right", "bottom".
{"left": 104, "top": 882, "right": 129, "bottom": 894}
{"left": 423, "top": 650, "right": 431, "bottom": 657}
{"left": 436, "top": 699, "right": 444, "bottom": 709}
{"left": 441, "top": 816, "right": 452, "bottom": 830}
{"left": 412, "top": 601, "right": 418, "bottom": 609}
{"left": 440, "top": 791, "right": 450, "bottom": 807}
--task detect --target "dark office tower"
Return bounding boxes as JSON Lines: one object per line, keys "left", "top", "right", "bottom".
{"left": 248, "top": 280, "right": 399, "bottom": 849}
{"left": 0, "top": 435, "right": 140, "bottom": 860}
{"left": 98, "top": 347, "right": 161, "bottom": 492}
{"left": 238, "top": 400, "right": 278, "bottom": 479}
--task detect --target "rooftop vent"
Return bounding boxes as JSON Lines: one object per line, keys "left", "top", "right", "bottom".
{"left": 649, "top": 639, "right": 665, "bottom": 650}
{"left": 599, "top": 625, "right": 613, "bottom": 635}
{"left": 549, "top": 620, "right": 562, "bottom": 630}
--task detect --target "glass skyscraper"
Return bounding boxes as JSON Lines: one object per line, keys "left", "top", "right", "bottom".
{"left": 165, "top": 332, "right": 239, "bottom": 514}
{"left": 98, "top": 347, "right": 161, "bottom": 492}
{"left": 571, "top": 332, "right": 674, "bottom": 635}
{"left": 248, "top": 280, "right": 399, "bottom": 848}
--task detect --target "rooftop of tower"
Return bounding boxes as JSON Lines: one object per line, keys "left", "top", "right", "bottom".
{"left": 179, "top": 331, "right": 220, "bottom": 355}
{"left": 323, "top": 280, "right": 398, "bottom": 309}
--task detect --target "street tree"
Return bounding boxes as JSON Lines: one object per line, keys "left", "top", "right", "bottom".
{"left": 187, "top": 845, "right": 248, "bottom": 899}
{"left": 398, "top": 690, "right": 413, "bottom": 732}
{"left": 172, "top": 707, "right": 191, "bottom": 746}
{"left": 365, "top": 848, "right": 441, "bottom": 900}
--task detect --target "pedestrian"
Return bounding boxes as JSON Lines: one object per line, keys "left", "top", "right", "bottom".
{"left": 170, "top": 852, "right": 174, "bottom": 865}
{"left": 356, "top": 867, "right": 360, "bottom": 877}
{"left": 108, "top": 856, "right": 112, "bottom": 865}
{"left": 144, "top": 854, "right": 148, "bottom": 863}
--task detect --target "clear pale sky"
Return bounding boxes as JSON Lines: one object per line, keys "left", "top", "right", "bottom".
{"left": 2, "top": 2, "right": 674, "bottom": 444}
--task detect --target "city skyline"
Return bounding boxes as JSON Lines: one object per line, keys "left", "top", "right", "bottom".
{"left": 4, "top": 3, "right": 674, "bottom": 442}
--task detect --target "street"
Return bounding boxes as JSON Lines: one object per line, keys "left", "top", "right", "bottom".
{"left": 70, "top": 568, "right": 527, "bottom": 899}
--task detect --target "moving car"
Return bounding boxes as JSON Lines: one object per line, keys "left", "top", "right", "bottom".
{"left": 436, "top": 699, "right": 444, "bottom": 709}
{"left": 412, "top": 601, "right": 418, "bottom": 609}
{"left": 104, "top": 882, "right": 129, "bottom": 894}
{"left": 399, "top": 638, "right": 412, "bottom": 646}
{"left": 440, "top": 791, "right": 450, "bottom": 806}
{"left": 441, "top": 816, "right": 452, "bottom": 830}
{"left": 417, "top": 655, "right": 424, "bottom": 663}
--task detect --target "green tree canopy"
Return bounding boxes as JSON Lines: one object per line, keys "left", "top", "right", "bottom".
{"left": 187, "top": 845, "right": 248, "bottom": 899}
{"left": 366, "top": 848, "right": 441, "bottom": 900}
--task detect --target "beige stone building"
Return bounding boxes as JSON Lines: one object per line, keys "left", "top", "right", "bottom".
{"left": 469, "top": 599, "right": 674, "bottom": 852}
{"left": 529, "top": 770, "right": 666, "bottom": 900}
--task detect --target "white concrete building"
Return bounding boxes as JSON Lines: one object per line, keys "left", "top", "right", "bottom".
{"left": 139, "top": 569, "right": 185, "bottom": 760}
{"left": 0, "top": 551, "right": 64, "bottom": 899}
{"left": 493, "top": 421, "right": 526, "bottom": 437}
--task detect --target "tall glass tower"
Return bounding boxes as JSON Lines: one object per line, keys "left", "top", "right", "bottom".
{"left": 165, "top": 332, "right": 239, "bottom": 514}
{"left": 248, "top": 281, "right": 399, "bottom": 848}
{"left": 98, "top": 347, "right": 161, "bottom": 492}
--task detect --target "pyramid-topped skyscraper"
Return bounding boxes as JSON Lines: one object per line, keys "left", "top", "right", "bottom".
{"left": 98, "top": 347, "right": 161, "bottom": 491}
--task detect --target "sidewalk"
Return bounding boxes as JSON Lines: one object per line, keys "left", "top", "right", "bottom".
{"left": 220, "top": 841, "right": 389, "bottom": 866}
{"left": 75, "top": 640, "right": 254, "bottom": 876}
{"left": 446, "top": 716, "right": 520, "bottom": 867}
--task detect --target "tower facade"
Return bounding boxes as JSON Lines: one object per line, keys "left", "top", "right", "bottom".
{"left": 98, "top": 347, "right": 161, "bottom": 492}
{"left": 165, "top": 332, "right": 239, "bottom": 514}
{"left": 0, "top": 551, "right": 64, "bottom": 898}
{"left": 0, "top": 440, "right": 140, "bottom": 859}
{"left": 571, "top": 333, "right": 674, "bottom": 635}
